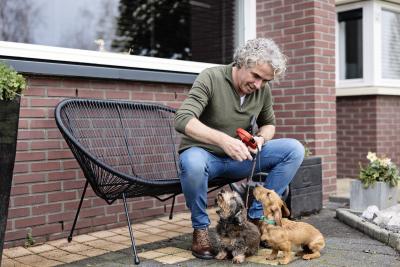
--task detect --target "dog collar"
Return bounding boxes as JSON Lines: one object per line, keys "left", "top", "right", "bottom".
{"left": 259, "top": 216, "right": 276, "bottom": 225}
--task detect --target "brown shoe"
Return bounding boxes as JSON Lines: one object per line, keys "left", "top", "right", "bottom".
{"left": 191, "top": 228, "right": 215, "bottom": 260}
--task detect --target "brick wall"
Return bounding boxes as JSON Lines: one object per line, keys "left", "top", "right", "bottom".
{"left": 6, "top": 76, "right": 192, "bottom": 247}
{"left": 337, "top": 95, "right": 400, "bottom": 178}
{"left": 256, "top": 0, "right": 337, "bottom": 200}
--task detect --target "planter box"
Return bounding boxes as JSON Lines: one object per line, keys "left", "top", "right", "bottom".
{"left": 286, "top": 156, "right": 322, "bottom": 219}
{"left": 350, "top": 180, "right": 399, "bottom": 211}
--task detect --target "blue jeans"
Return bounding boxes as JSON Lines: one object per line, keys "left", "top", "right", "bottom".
{"left": 179, "top": 138, "right": 304, "bottom": 229}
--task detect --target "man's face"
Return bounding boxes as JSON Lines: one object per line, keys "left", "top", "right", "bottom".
{"left": 236, "top": 63, "right": 275, "bottom": 95}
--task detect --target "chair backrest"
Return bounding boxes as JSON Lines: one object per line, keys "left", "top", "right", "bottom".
{"left": 56, "top": 99, "right": 181, "bottom": 182}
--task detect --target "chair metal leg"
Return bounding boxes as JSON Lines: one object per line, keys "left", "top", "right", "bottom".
{"left": 169, "top": 195, "right": 176, "bottom": 220}
{"left": 68, "top": 180, "right": 89, "bottom": 242}
{"left": 122, "top": 193, "right": 140, "bottom": 265}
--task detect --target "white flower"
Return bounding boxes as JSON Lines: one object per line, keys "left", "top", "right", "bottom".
{"left": 367, "top": 152, "right": 377, "bottom": 162}
{"left": 379, "top": 157, "right": 391, "bottom": 167}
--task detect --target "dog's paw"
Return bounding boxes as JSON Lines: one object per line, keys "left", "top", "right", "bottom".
{"left": 215, "top": 251, "right": 227, "bottom": 260}
{"left": 232, "top": 254, "right": 245, "bottom": 264}
{"left": 278, "top": 258, "right": 291, "bottom": 265}
{"left": 265, "top": 254, "right": 277, "bottom": 260}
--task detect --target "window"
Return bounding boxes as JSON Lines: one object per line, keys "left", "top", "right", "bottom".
{"left": 0, "top": 0, "right": 236, "bottom": 64}
{"left": 382, "top": 9, "right": 400, "bottom": 79}
{"left": 338, "top": 8, "right": 363, "bottom": 80}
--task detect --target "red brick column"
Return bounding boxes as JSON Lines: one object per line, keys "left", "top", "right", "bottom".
{"left": 256, "top": 0, "right": 337, "bottom": 201}
{"left": 337, "top": 95, "right": 400, "bottom": 178}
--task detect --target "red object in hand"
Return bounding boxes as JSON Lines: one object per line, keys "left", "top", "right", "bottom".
{"left": 236, "top": 128, "right": 257, "bottom": 149}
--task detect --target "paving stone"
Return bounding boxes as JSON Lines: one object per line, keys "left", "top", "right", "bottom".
{"left": 173, "top": 220, "right": 192, "bottom": 227}
{"left": 71, "top": 234, "right": 98, "bottom": 243}
{"left": 39, "top": 249, "right": 70, "bottom": 260}
{"left": 56, "top": 253, "right": 87, "bottom": 263}
{"left": 140, "top": 227, "right": 166, "bottom": 234}
{"left": 155, "top": 254, "right": 188, "bottom": 264}
{"left": 173, "top": 226, "right": 193, "bottom": 234}
{"left": 175, "top": 250, "right": 196, "bottom": 259}
{"left": 109, "top": 227, "right": 128, "bottom": 235}
{"left": 132, "top": 223, "right": 151, "bottom": 230}
{"left": 1, "top": 258, "right": 31, "bottom": 267}
{"left": 103, "top": 234, "right": 131, "bottom": 243}
{"left": 61, "top": 243, "right": 93, "bottom": 253}
{"left": 157, "top": 231, "right": 183, "bottom": 238}
{"left": 138, "top": 250, "right": 167, "bottom": 259}
{"left": 14, "top": 254, "right": 46, "bottom": 264}
{"left": 26, "top": 244, "right": 55, "bottom": 254}
{"left": 3, "top": 246, "right": 33, "bottom": 258}
{"left": 88, "top": 230, "right": 117, "bottom": 238}
{"left": 76, "top": 248, "right": 108, "bottom": 257}
{"left": 138, "top": 235, "right": 167, "bottom": 243}
{"left": 143, "top": 219, "right": 168, "bottom": 227}
{"left": 107, "top": 243, "right": 130, "bottom": 252}
{"left": 84, "top": 239, "right": 114, "bottom": 250}
{"left": 46, "top": 239, "right": 77, "bottom": 248}
{"left": 157, "top": 223, "right": 186, "bottom": 231}
{"left": 29, "top": 258, "right": 63, "bottom": 267}
{"left": 153, "top": 246, "right": 187, "bottom": 254}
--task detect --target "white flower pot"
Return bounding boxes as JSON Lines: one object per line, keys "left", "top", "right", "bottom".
{"left": 350, "top": 180, "right": 399, "bottom": 211}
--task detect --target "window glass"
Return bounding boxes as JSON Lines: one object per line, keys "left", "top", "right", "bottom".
{"left": 382, "top": 9, "right": 400, "bottom": 79}
{"left": 338, "top": 8, "right": 363, "bottom": 79}
{"left": 0, "top": 0, "right": 235, "bottom": 64}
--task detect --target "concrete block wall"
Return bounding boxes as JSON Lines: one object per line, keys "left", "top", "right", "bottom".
{"left": 337, "top": 95, "right": 400, "bottom": 178}
{"left": 256, "top": 0, "right": 337, "bottom": 200}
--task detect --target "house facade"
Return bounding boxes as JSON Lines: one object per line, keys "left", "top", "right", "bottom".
{"left": 1, "top": 0, "right": 393, "bottom": 248}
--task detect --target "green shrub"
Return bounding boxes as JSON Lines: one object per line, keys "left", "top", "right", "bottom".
{"left": 359, "top": 152, "right": 400, "bottom": 188}
{"left": 0, "top": 62, "right": 26, "bottom": 101}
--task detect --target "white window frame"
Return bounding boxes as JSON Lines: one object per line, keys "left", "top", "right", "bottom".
{"left": 0, "top": 0, "right": 256, "bottom": 75}
{"left": 336, "top": 0, "right": 400, "bottom": 96}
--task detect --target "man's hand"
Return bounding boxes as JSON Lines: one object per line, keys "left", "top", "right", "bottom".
{"left": 220, "top": 135, "right": 253, "bottom": 161}
{"left": 248, "top": 135, "right": 264, "bottom": 154}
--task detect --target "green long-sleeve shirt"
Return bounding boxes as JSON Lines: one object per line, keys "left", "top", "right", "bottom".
{"left": 174, "top": 63, "right": 275, "bottom": 156}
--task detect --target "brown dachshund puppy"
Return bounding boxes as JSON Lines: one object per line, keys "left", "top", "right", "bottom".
{"left": 215, "top": 190, "right": 260, "bottom": 264}
{"left": 253, "top": 186, "right": 325, "bottom": 265}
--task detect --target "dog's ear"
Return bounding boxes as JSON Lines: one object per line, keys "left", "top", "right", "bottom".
{"left": 271, "top": 205, "right": 283, "bottom": 226}
{"left": 280, "top": 199, "right": 290, "bottom": 217}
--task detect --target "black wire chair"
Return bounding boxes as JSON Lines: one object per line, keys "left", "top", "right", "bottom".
{"left": 54, "top": 98, "right": 245, "bottom": 265}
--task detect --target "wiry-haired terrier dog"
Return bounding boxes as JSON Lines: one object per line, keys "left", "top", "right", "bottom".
{"left": 215, "top": 189, "right": 260, "bottom": 264}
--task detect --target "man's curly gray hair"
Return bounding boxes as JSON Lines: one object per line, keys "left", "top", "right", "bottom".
{"left": 233, "top": 38, "right": 287, "bottom": 79}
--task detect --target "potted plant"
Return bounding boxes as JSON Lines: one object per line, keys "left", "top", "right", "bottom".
{"left": 286, "top": 140, "right": 323, "bottom": 218}
{"left": 0, "top": 62, "right": 26, "bottom": 263}
{"left": 350, "top": 152, "right": 400, "bottom": 211}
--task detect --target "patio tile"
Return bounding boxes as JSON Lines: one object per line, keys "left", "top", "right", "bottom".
{"left": 143, "top": 219, "right": 168, "bottom": 227}
{"left": 84, "top": 239, "right": 113, "bottom": 251}
{"left": 158, "top": 223, "right": 185, "bottom": 231}
{"left": 132, "top": 223, "right": 152, "bottom": 230}
{"left": 107, "top": 243, "right": 130, "bottom": 252}
{"left": 71, "top": 234, "right": 98, "bottom": 243}
{"left": 158, "top": 231, "right": 183, "bottom": 238}
{"left": 153, "top": 246, "right": 187, "bottom": 255}
{"left": 60, "top": 243, "right": 92, "bottom": 253}
{"left": 138, "top": 250, "right": 167, "bottom": 259}
{"left": 28, "top": 258, "right": 62, "bottom": 267}
{"left": 1, "top": 258, "right": 31, "bottom": 267}
{"left": 88, "top": 230, "right": 117, "bottom": 238}
{"left": 3, "top": 246, "right": 32, "bottom": 258}
{"left": 46, "top": 239, "right": 76, "bottom": 248}
{"left": 175, "top": 250, "right": 196, "bottom": 259}
{"left": 109, "top": 227, "right": 128, "bottom": 235}
{"left": 155, "top": 254, "right": 188, "bottom": 264}
{"left": 173, "top": 226, "right": 193, "bottom": 234}
{"left": 14, "top": 254, "right": 46, "bottom": 264}
{"left": 138, "top": 234, "right": 167, "bottom": 243}
{"left": 56, "top": 253, "right": 87, "bottom": 263}
{"left": 173, "top": 220, "right": 192, "bottom": 227}
{"left": 173, "top": 212, "right": 191, "bottom": 220}
{"left": 103, "top": 234, "right": 131, "bottom": 243}
{"left": 26, "top": 244, "right": 55, "bottom": 254}
{"left": 140, "top": 227, "right": 166, "bottom": 234}
{"left": 77, "top": 248, "right": 108, "bottom": 257}
{"left": 39, "top": 249, "right": 70, "bottom": 260}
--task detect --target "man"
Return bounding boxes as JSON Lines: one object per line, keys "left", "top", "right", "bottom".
{"left": 174, "top": 38, "right": 304, "bottom": 259}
